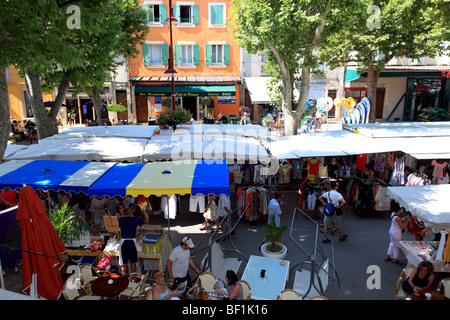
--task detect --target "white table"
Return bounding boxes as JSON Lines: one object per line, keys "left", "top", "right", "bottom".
{"left": 398, "top": 241, "right": 450, "bottom": 272}
{"left": 241, "top": 255, "right": 290, "bottom": 300}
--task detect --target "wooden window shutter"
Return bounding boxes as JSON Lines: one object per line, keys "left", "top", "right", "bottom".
{"left": 142, "top": 44, "right": 149, "bottom": 66}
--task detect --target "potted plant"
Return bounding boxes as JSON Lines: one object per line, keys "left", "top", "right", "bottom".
{"left": 156, "top": 106, "right": 190, "bottom": 131}
{"left": 49, "top": 203, "right": 95, "bottom": 246}
{"left": 261, "top": 215, "right": 288, "bottom": 259}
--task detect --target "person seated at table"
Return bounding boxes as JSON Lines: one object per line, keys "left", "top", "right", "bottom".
{"left": 118, "top": 205, "right": 145, "bottom": 274}
{"left": 402, "top": 261, "right": 435, "bottom": 297}
{"left": 114, "top": 202, "right": 126, "bottom": 219}
{"left": 151, "top": 272, "right": 183, "bottom": 300}
{"left": 24, "top": 120, "right": 36, "bottom": 133}
{"left": 215, "top": 270, "right": 243, "bottom": 300}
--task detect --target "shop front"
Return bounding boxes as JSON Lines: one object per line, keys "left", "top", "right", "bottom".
{"left": 132, "top": 77, "right": 240, "bottom": 123}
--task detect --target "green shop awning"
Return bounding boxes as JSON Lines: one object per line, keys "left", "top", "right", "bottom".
{"left": 135, "top": 85, "right": 236, "bottom": 97}
{"left": 345, "top": 68, "right": 361, "bottom": 82}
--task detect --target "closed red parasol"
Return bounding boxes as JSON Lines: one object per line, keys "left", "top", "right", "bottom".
{"left": 17, "top": 185, "right": 66, "bottom": 300}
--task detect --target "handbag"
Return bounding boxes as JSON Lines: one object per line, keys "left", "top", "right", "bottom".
{"left": 324, "top": 192, "right": 335, "bottom": 217}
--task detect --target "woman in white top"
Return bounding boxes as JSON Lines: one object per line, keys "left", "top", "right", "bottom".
{"left": 385, "top": 204, "right": 411, "bottom": 265}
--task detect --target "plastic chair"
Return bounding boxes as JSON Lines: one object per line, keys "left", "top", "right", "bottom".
{"left": 309, "top": 295, "right": 328, "bottom": 300}
{"left": 277, "top": 289, "right": 302, "bottom": 300}
{"left": 395, "top": 266, "right": 416, "bottom": 300}
{"left": 196, "top": 272, "right": 219, "bottom": 291}
{"left": 239, "top": 280, "right": 252, "bottom": 300}
{"left": 119, "top": 271, "right": 150, "bottom": 300}
{"left": 437, "top": 278, "right": 450, "bottom": 298}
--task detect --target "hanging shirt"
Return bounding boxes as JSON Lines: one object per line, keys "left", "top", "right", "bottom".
{"left": 356, "top": 154, "right": 368, "bottom": 171}
{"left": 431, "top": 160, "right": 449, "bottom": 179}
{"left": 307, "top": 158, "right": 320, "bottom": 175}
{"left": 374, "top": 154, "right": 385, "bottom": 172}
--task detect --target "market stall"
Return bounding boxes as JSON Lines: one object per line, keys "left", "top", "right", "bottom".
{"left": 387, "top": 184, "right": 450, "bottom": 268}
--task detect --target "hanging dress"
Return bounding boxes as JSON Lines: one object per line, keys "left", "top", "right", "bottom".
{"left": 389, "top": 156, "right": 405, "bottom": 186}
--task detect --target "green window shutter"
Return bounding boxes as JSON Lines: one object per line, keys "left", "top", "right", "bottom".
{"left": 211, "top": 5, "right": 223, "bottom": 25}
{"left": 140, "top": 4, "right": 148, "bottom": 24}
{"left": 193, "top": 44, "right": 200, "bottom": 65}
{"left": 142, "top": 43, "right": 149, "bottom": 66}
{"left": 205, "top": 44, "right": 212, "bottom": 65}
{"left": 173, "top": 5, "right": 180, "bottom": 24}
{"left": 161, "top": 44, "right": 169, "bottom": 65}
{"left": 193, "top": 5, "right": 199, "bottom": 25}
{"left": 174, "top": 44, "right": 181, "bottom": 66}
{"left": 223, "top": 44, "right": 230, "bottom": 65}
{"left": 160, "top": 4, "right": 167, "bottom": 24}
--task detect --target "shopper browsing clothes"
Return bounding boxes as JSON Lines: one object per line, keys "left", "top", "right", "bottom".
{"left": 385, "top": 203, "right": 411, "bottom": 265}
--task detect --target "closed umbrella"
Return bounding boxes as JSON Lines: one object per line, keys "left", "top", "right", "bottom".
{"left": 17, "top": 185, "right": 66, "bottom": 300}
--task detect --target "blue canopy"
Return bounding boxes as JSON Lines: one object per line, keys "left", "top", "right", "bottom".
{"left": 0, "top": 160, "right": 115, "bottom": 194}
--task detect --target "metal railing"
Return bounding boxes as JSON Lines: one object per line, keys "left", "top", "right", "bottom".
{"left": 289, "top": 206, "right": 341, "bottom": 299}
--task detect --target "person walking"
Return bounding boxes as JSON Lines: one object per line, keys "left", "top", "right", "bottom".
{"left": 260, "top": 192, "right": 283, "bottom": 248}
{"left": 319, "top": 181, "right": 347, "bottom": 243}
{"left": 385, "top": 203, "right": 411, "bottom": 265}
{"left": 166, "top": 236, "right": 202, "bottom": 291}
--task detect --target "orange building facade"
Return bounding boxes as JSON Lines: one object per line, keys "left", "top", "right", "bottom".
{"left": 129, "top": 0, "right": 241, "bottom": 123}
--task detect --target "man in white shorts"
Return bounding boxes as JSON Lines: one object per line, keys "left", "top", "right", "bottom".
{"left": 319, "top": 181, "right": 347, "bottom": 243}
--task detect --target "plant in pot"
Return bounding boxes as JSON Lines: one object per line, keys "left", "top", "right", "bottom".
{"left": 261, "top": 214, "right": 288, "bottom": 259}
{"left": 156, "top": 105, "right": 190, "bottom": 131}
{"left": 49, "top": 203, "right": 95, "bottom": 246}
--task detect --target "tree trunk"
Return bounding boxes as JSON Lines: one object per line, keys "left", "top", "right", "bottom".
{"left": 0, "top": 67, "right": 11, "bottom": 161}
{"left": 89, "top": 85, "right": 105, "bottom": 126}
{"left": 24, "top": 69, "right": 72, "bottom": 140}
{"left": 366, "top": 63, "right": 380, "bottom": 123}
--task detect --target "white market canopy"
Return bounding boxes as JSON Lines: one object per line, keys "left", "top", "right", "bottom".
{"left": 4, "top": 136, "right": 149, "bottom": 162}
{"left": 143, "top": 134, "right": 271, "bottom": 163}
{"left": 265, "top": 122, "right": 450, "bottom": 160}
{"left": 387, "top": 184, "right": 450, "bottom": 233}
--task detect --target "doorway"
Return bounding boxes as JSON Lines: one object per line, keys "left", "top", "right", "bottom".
{"left": 183, "top": 96, "right": 197, "bottom": 119}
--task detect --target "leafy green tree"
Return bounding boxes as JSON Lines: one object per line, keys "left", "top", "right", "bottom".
{"left": 318, "top": 0, "right": 450, "bottom": 122}
{"left": 0, "top": 0, "right": 148, "bottom": 155}
{"left": 231, "top": 0, "right": 345, "bottom": 135}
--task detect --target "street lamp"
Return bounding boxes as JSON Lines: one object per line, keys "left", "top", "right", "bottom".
{"left": 164, "top": 0, "right": 178, "bottom": 109}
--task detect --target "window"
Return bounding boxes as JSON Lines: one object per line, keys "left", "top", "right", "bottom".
{"left": 141, "top": 2, "right": 166, "bottom": 24}
{"left": 173, "top": 4, "right": 199, "bottom": 25}
{"left": 147, "top": 4, "right": 160, "bottom": 23}
{"left": 181, "top": 45, "right": 193, "bottom": 65}
{"left": 180, "top": 5, "right": 192, "bottom": 23}
{"left": 149, "top": 44, "right": 162, "bottom": 65}
{"left": 209, "top": 3, "right": 226, "bottom": 27}
{"left": 142, "top": 43, "right": 168, "bottom": 66}
{"left": 175, "top": 43, "right": 199, "bottom": 66}
{"left": 211, "top": 45, "right": 223, "bottom": 64}
{"left": 205, "top": 43, "right": 230, "bottom": 66}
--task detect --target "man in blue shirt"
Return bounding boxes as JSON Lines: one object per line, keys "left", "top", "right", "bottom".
{"left": 260, "top": 192, "right": 283, "bottom": 249}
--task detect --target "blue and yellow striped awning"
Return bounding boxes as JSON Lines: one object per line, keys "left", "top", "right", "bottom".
{"left": 87, "top": 160, "right": 230, "bottom": 198}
